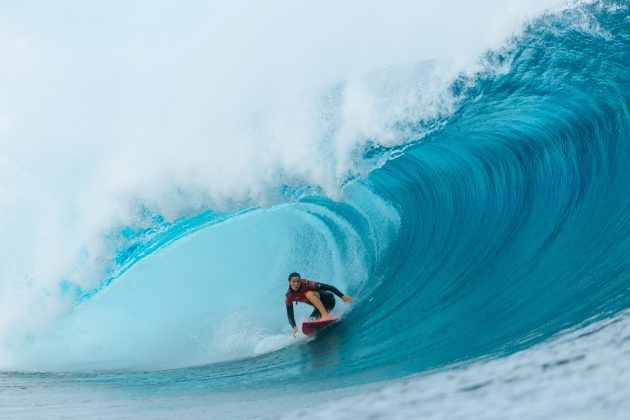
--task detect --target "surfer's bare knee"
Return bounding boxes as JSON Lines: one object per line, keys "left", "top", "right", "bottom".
{"left": 305, "top": 291, "right": 320, "bottom": 300}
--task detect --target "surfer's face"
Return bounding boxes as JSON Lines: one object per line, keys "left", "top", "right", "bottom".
{"left": 289, "top": 276, "right": 301, "bottom": 291}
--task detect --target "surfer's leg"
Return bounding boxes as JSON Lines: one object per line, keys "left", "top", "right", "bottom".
{"left": 321, "top": 291, "right": 336, "bottom": 312}
{"left": 305, "top": 291, "right": 329, "bottom": 320}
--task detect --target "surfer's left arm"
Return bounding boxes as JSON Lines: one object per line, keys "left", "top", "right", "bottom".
{"left": 286, "top": 304, "right": 298, "bottom": 337}
{"left": 317, "top": 282, "right": 353, "bottom": 304}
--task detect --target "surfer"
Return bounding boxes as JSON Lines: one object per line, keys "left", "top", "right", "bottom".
{"left": 285, "top": 272, "right": 353, "bottom": 337}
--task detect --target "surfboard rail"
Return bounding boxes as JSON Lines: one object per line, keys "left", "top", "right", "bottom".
{"left": 301, "top": 316, "right": 340, "bottom": 335}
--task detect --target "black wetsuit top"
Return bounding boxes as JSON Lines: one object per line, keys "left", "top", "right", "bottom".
{"left": 285, "top": 282, "right": 344, "bottom": 328}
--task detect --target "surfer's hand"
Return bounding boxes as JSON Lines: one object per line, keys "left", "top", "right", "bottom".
{"left": 342, "top": 295, "right": 353, "bottom": 304}
{"left": 292, "top": 326, "right": 298, "bottom": 337}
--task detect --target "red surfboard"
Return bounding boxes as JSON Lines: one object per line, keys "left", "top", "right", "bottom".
{"left": 301, "top": 316, "right": 340, "bottom": 335}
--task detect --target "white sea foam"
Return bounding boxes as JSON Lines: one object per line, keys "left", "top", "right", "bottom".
{"left": 254, "top": 334, "right": 295, "bottom": 356}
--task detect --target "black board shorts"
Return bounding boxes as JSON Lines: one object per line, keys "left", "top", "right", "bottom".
{"left": 309, "top": 291, "right": 336, "bottom": 319}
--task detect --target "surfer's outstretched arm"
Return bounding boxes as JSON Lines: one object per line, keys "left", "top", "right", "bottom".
{"left": 286, "top": 304, "right": 296, "bottom": 328}
{"left": 317, "top": 283, "right": 353, "bottom": 304}
{"left": 286, "top": 304, "right": 298, "bottom": 337}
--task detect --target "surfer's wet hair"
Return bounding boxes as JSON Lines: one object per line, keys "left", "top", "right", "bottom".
{"left": 288, "top": 272, "right": 301, "bottom": 281}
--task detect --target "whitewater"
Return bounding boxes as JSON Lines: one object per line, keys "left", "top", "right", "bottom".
{"left": 1, "top": 0, "right": 629, "bottom": 418}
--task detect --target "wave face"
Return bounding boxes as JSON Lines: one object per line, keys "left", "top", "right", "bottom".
{"left": 1, "top": 0, "right": 630, "bottom": 416}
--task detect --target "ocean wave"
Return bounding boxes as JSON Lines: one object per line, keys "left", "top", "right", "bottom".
{"left": 0, "top": 6, "right": 628, "bottom": 414}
